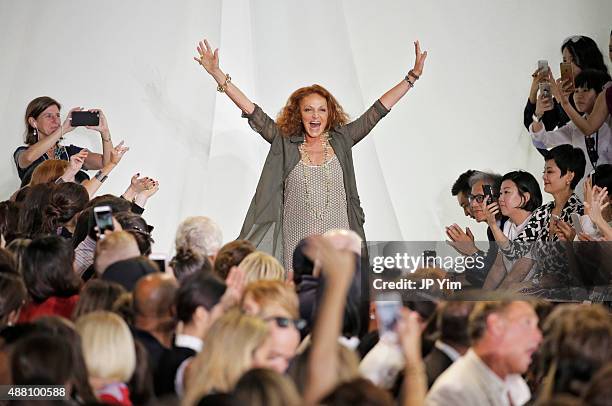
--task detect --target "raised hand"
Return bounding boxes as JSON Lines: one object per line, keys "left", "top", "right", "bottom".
{"left": 555, "top": 220, "right": 576, "bottom": 241}
{"left": 63, "top": 107, "right": 83, "bottom": 133}
{"left": 110, "top": 141, "right": 129, "bottom": 164}
{"left": 446, "top": 224, "right": 478, "bottom": 256}
{"left": 586, "top": 186, "right": 610, "bottom": 227}
{"left": 130, "top": 174, "right": 156, "bottom": 193}
{"left": 62, "top": 150, "right": 89, "bottom": 181}
{"left": 194, "top": 39, "right": 220, "bottom": 75}
{"left": 411, "top": 40, "right": 427, "bottom": 77}
{"left": 86, "top": 109, "right": 110, "bottom": 134}
{"left": 483, "top": 201, "right": 500, "bottom": 226}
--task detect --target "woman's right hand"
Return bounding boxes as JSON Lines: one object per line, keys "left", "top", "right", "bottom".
{"left": 194, "top": 39, "right": 219, "bottom": 75}
{"left": 535, "top": 92, "right": 553, "bottom": 118}
{"left": 62, "top": 107, "right": 83, "bottom": 133}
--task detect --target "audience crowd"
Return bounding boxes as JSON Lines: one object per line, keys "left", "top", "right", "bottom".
{"left": 0, "top": 31, "right": 611, "bottom": 406}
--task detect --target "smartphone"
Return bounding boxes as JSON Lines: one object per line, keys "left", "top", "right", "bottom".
{"left": 539, "top": 82, "right": 552, "bottom": 100}
{"left": 559, "top": 62, "right": 575, "bottom": 91}
{"left": 570, "top": 213, "right": 583, "bottom": 235}
{"left": 93, "top": 205, "right": 114, "bottom": 236}
{"left": 423, "top": 250, "right": 437, "bottom": 268}
{"left": 71, "top": 111, "right": 100, "bottom": 127}
{"left": 149, "top": 253, "right": 166, "bottom": 272}
{"left": 537, "top": 60, "right": 549, "bottom": 74}
{"left": 483, "top": 184, "right": 495, "bottom": 204}
{"left": 376, "top": 292, "right": 402, "bottom": 343}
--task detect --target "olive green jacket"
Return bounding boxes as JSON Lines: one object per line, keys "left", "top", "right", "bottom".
{"left": 238, "top": 100, "right": 390, "bottom": 261}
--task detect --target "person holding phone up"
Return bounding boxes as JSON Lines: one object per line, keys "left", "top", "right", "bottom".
{"left": 194, "top": 38, "right": 427, "bottom": 271}
{"left": 14, "top": 96, "right": 115, "bottom": 185}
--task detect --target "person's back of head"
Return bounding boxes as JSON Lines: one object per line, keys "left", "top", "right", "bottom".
{"left": 94, "top": 231, "right": 141, "bottom": 276}
{"left": 0, "top": 200, "right": 20, "bottom": 244}
{"left": 592, "top": 164, "right": 612, "bottom": 193}
{"left": 29, "top": 159, "right": 69, "bottom": 186}
{"left": 176, "top": 272, "right": 226, "bottom": 326}
{"left": 437, "top": 301, "right": 474, "bottom": 348}
{"left": 583, "top": 362, "right": 612, "bottom": 406}
{"left": 175, "top": 216, "right": 223, "bottom": 260}
{"left": 240, "top": 251, "right": 286, "bottom": 284}
{"left": 11, "top": 334, "right": 74, "bottom": 386}
{"left": 323, "top": 229, "right": 362, "bottom": 256}
{"left": 0, "top": 272, "right": 27, "bottom": 327}
{"left": 561, "top": 35, "right": 609, "bottom": 74}
{"left": 233, "top": 368, "right": 301, "bottom": 406}
{"left": 114, "top": 211, "right": 154, "bottom": 256}
{"left": 321, "top": 377, "right": 394, "bottom": 406}
{"left": 17, "top": 183, "right": 55, "bottom": 239}
{"left": 72, "top": 279, "right": 127, "bottom": 320}
{"left": 213, "top": 240, "right": 255, "bottom": 280}
{"left": 171, "top": 247, "right": 213, "bottom": 282}
{"left": 103, "top": 256, "right": 160, "bottom": 292}
{"left": 42, "top": 182, "right": 89, "bottom": 234}
{"left": 21, "top": 235, "right": 80, "bottom": 303}
{"left": 133, "top": 273, "right": 178, "bottom": 332}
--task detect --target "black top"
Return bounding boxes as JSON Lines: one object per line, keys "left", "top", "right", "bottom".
{"left": 154, "top": 345, "right": 196, "bottom": 397}
{"left": 13, "top": 144, "right": 84, "bottom": 181}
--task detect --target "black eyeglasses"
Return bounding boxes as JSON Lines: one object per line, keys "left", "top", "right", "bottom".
{"left": 264, "top": 316, "right": 307, "bottom": 330}
{"left": 468, "top": 194, "right": 498, "bottom": 204}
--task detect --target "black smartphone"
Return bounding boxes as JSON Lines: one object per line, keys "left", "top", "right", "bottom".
{"left": 93, "top": 205, "right": 114, "bottom": 236}
{"left": 483, "top": 184, "right": 495, "bottom": 204}
{"left": 71, "top": 111, "right": 100, "bottom": 127}
{"left": 149, "top": 253, "right": 166, "bottom": 272}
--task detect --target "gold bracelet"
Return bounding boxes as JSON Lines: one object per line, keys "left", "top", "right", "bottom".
{"left": 217, "top": 74, "right": 232, "bottom": 93}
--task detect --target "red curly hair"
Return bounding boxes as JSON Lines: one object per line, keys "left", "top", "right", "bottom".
{"left": 276, "top": 84, "right": 349, "bottom": 137}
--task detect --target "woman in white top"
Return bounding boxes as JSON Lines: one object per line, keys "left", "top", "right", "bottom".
{"left": 530, "top": 69, "right": 612, "bottom": 197}
{"left": 481, "top": 171, "right": 543, "bottom": 289}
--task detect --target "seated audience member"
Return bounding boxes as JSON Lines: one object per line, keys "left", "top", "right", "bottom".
{"left": 426, "top": 301, "right": 542, "bottom": 406}
{"left": 424, "top": 301, "right": 473, "bottom": 388}
{"left": 451, "top": 169, "right": 477, "bottom": 219}
{"left": 240, "top": 251, "right": 286, "bottom": 284}
{"left": 132, "top": 273, "right": 178, "bottom": 371}
{"left": 154, "top": 272, "right": 226, "bottom": 397}
{"left": 530, "top": 69, "right": 612, "bottom": 196}
{"left": 523, "top": 36, "right": 609, "bottom": 138}
{"left": 19, "top": 236, "right": 81, "bottom": 322}
{"left": 242, "top": 280, "right": 302, "bottom": 373}
{"left": 499, "top": 145, "right": 585, "bottom": 291}
{"left": 15, "top": 96, "right": 114, "bottom": 184}
{"left": 169, "top": 247, "right": 213, "bottom": 283}
{"left": 445, "top": 171, "right": 504, "bottom": 286}
{"left": 482, "top": 171, "right": 543, "bottom": 288}
{"left": 0, "top": 272, "right": 27, "bottom": 328}
{"left": 72, "top": 279, "right": 126, "bottom": 320}
{"left": 579, "top": 165, "right": 612, "bottom": 240}
{"left": 102, "top": 256, "right": 160, "bottom": 292}
{"left": 41, "top": 182, "right": 90, "bottom": 238}
{"left": 4, "top": 238, "right": 31, "bottom": 274}
{"left": 94, "top": 231, "right": 141, "bottom": 276}
{"left": 76, "top": 311, "right": 136, "bottom": 405}
{"left": 115, "top": 211, "right": 154, "bottom": 256}
{"left": 175, "top": 216, "right": 223, "bottom": 264}
{"left": 232, "top": 368, "right": 301, "bottom": 406}
{"left": 182, "top": 309, "right": 273, "bottom": 405}
{"left": 212, "top": 239, "right": 255, "bottom": 280}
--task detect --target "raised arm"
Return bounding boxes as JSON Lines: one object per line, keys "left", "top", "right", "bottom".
{"left": 551, "top": 74, "right": 609, "bottom": 136}
{"left": 194, "top": 39, "right": 255, "bottom": 115}
{"left": 81, "top": 109, "right": 114, "bottom": 169}
{"left": 379, "top": 40, "right": 427, "bottom": 110}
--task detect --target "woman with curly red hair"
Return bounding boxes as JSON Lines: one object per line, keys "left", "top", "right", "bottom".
{"left": 194, "top": 39, "right": 427, "bottom": 271}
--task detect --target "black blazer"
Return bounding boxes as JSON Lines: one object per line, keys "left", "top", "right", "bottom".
{"left": 154, "top": 345, "right": 196, "bottom": 397}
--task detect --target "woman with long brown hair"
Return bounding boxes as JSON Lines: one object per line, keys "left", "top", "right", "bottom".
{"left": 194, "top": 38, "right": 427, "bottom": 270}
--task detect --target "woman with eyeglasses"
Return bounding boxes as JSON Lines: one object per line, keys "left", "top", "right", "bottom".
{"left": 241, "top": 280, "right": 302, "bottom": 374}
{"left": 495, "top": 145, "right": 586, "bottom": 292}
{"left": 530, "top": 69, "right": 612, "bottom": 197}
{"left": 523, "top": 36, "right": 609, "bottom": 152}
{"left": 480, "top": 171, "right": 543, "bottom": 288}
{"left": 14, "top": 96, "right": 115, "bottom": 185}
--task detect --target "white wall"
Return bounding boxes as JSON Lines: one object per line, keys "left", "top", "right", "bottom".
{"left": 1, "top": 0, "right": 610, "bottom": 255}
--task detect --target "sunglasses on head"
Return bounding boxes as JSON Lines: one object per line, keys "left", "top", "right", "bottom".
{"left": 264, "top": 316, "right": 307, "bottom": 330}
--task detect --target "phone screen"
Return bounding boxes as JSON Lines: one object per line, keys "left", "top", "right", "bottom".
{"left": 150, "top": 254, "right": 166, "bottom": 272}
{"left": 94, "top": 206, "right": 114, "bottom": 235}
{"left": 376, "top": 292, "right": 402, "bottom": 343}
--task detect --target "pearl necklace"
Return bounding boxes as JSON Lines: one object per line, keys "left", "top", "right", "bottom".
{"left": 299, "top": 133, "right": 331, "bottom": 221}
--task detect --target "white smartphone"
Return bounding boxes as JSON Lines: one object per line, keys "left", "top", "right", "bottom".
{"left": 537, "top": 60, "right": 549, "bottom": 74}
{"left": 93, "top": 205, "right": 114, "bottom": 237}
{"left": 375, "top": 292, "right": 402, "bottom": 343}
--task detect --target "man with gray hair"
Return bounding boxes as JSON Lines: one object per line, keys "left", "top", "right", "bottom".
{"left": 174, "top": 216, "right": 223, "bottom": 263}
{"left": 445, "top": 171, "right": 505, "bottom": 287}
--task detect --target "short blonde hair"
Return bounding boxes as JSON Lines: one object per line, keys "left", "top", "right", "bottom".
{"left": 242, "top": 280, "right": 299, "bottom": 319}
{"left": 76, "top": 311, "right": 136, "bottom": 383}
{"left": 240, "top": 251, "right": 285, "bottom": 284}
{"left": 183, "top": 309, "right": 269, "bottom": 405}
{"left": 94, "top": 231, "right": 140, "bottom": 275}
{"left": 175, "top": 216, "right": 223, "bottom": 257}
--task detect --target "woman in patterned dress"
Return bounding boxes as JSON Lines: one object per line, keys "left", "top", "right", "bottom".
{"left": 194, "top": 38, "right": 427, "bottom": 271}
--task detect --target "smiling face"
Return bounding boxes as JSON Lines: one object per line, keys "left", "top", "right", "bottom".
{"left": 543, "top": 160, "right": 573, "bottom": 194}
{"left": 300, "top": 93, "right": 329, "bottom": 139}
{"left": 29, "top": 105, "right": 61, "bottom": 138}
{"left": 573, "top": 86, "right": 597, "bottom": 113}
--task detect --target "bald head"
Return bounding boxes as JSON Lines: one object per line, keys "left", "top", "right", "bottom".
{"left": 133, "top": 273, "right": 178, "bottom": 318}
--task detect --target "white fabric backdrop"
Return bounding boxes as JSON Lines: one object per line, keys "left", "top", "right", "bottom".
{"left": 1, "top": 0, "right": 610, "bottom": 255}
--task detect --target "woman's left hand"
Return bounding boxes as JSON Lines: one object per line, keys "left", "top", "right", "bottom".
{"left": 86, "top": 109, "right": 110, "bottom": 134}
{"left": 411, "top": 40, "right": 428, "bottom": 77}
{"left": 555, "top": 220, "right": 576, "bottom": 241}
{"left": 110, "top": 141, "right": 129, "bottom": 164}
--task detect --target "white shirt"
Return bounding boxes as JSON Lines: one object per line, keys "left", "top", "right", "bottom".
{"left": 175, "top": 334, "right": 203, "bottom": 353}
{"left": 530, "top": 118, "right": 612, "bottom": 198}
{"left": 425, "top": 349, "right": 531, "bottom": 406}
{"left": 434, "top": 340, "right": 461, "bottom": 362}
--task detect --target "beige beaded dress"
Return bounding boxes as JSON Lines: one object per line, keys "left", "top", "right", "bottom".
{"left": 282, "top": 154, "right": 350, "bottom": 272}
